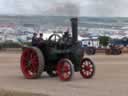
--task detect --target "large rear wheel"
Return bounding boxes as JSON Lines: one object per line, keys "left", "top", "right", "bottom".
{"left": 57, "top": 59, "right": 74, "bottom": 81}
{"left": 20, "top": 47, "right": 45, "bottom": 79}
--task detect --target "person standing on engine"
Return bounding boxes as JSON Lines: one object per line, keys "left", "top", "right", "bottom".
{"left": 38, "top": 33, "right": 44, "bottom": 44}
{"left": 32, "top": 33, "right": 38, "bottom": 46}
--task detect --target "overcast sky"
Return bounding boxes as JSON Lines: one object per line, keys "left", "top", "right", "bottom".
{"left": 0, "top": 0, "right": 128, "bottom": 17}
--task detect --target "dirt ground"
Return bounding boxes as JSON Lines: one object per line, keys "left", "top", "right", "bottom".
{"left": 0, "top": 51, "right": 128, "bottom": 96}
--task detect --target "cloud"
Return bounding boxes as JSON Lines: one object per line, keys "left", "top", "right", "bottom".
{"left": 80, "top": 0, "right": 128, "bottom": 17}
{"left": 0, "top": 0, "right": 128, "bottom": 17}
{"left": 0, "top": 0, "right": 52, "bottom": 15}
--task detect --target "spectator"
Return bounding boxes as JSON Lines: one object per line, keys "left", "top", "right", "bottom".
{"left": 32, "top": 33, "right": 38, "bottom": 46}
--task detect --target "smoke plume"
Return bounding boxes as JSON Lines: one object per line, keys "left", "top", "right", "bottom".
{"left": 47, "top": 1, "right": 80, "bottom": 16}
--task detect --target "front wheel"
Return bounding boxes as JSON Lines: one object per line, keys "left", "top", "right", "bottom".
{"left": 80, "top": 58, "right": 95, "bottom": 79}
{"left": 57, "top": 58, "right": 74, "bottom": 81}
{"left": 85, "top": 47, "right": 96, "bottom": 55}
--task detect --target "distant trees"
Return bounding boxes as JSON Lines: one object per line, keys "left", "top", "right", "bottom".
{"left": 99, "top": 36, "right": 110, "bottom": 47}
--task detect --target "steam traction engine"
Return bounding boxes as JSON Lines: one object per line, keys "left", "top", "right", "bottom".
{"left": 20, "top": 18, "right": 95, "bottom": 81}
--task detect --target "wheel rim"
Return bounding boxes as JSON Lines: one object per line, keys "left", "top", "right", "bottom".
{"left": 21, "top": 48, "right": 39, "bottom": 79}
{"left": 57, "top": 59, "right": 73, "bottom": 81}
{"left": 80, "top": 59, "right": 95, "bottom": 78}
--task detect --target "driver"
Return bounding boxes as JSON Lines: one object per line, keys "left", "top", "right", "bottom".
{"left": 32, "top": 33, "right": 38, "bottom": 46}
{"left": 38, "top": 33, "right": 44, "bottom": 43}
{"left": 63, "top": 30, "right": 71, "bottom": 43}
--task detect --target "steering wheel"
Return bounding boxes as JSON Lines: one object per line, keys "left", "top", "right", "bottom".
{"left": 48, "top": 34, "right": 61, "bottom": 42}
{"left": 48, "top": 34, "right": 61, "bottom": 47}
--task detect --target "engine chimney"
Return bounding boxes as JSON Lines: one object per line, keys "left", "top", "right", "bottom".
{"left": 71, "top": 17, "right": 78, "bottom": 43}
